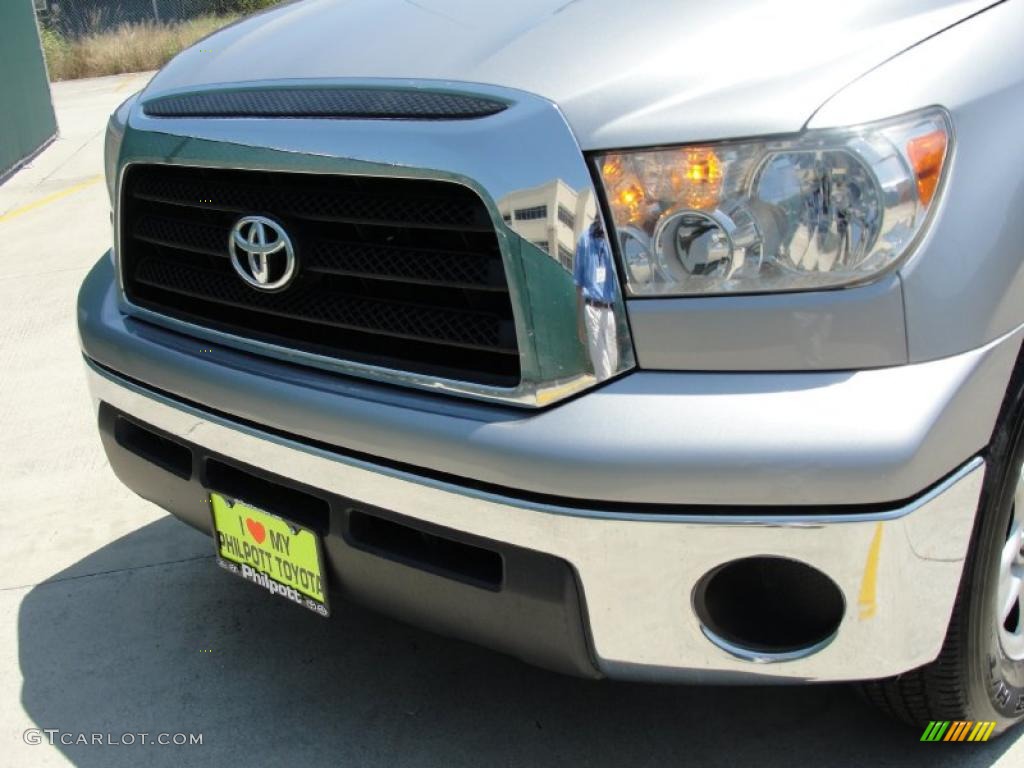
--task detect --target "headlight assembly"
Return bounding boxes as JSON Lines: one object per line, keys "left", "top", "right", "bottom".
{"left": 595, "top": 108, "right": 950, "bottom": 296}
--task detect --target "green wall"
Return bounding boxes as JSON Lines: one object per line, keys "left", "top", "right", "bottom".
{"left": 0, "top": 1, "right": 57, "bottom": 179}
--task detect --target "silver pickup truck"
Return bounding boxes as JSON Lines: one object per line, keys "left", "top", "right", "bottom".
{"left": 78, "top": 0, "right": 1024, "bottom": 736}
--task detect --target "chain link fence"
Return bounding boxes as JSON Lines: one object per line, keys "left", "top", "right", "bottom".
{"left": 35, "top": 0, "right": 278, "bottom": 39}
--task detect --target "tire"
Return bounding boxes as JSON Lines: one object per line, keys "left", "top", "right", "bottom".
{"left": 859, "top": 359, "right": 1024, "bottom": 738}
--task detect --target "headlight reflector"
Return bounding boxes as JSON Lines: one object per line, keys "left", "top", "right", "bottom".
{"left": 596, "top": 108, "right": 950, "bottom": 296}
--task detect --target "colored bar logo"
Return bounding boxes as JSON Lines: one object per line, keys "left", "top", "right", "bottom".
{"left": 920, "top": 721, "right": 996, "bottom": 742}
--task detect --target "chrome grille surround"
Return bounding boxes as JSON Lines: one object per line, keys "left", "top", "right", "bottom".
{"left": 114, "top": 79, "right": 636, "bottom": 407}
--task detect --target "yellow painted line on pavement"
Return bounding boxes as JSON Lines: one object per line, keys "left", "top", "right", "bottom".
{"left": 0, "top": 175, "right": 103, "bottom": 224}
{"left": 115, "top": 75, "right": 142, "bottom": 92}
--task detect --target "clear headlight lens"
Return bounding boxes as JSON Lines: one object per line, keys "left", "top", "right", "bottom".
{"left": 596, "top": 108, "right": 950, "bottom": 296}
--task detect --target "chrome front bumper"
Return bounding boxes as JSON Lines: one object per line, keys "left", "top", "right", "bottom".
{"left": 86, "top": 360, "right": 985, "bottom": 683}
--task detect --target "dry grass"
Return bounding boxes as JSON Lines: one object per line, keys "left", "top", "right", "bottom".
{"left": 42, "top": 15, "right": 240, "bottom": 81}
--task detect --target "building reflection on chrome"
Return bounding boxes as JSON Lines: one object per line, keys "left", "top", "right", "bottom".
{"left": 498, "top": 179, "right": 632, "bottom": 384}
{"left": 498, "top": 179, "right": 597, "bottom": 271}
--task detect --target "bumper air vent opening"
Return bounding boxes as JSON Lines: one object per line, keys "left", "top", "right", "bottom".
{"left": 114, "top": 416, "right": 193, "bottom": 479}
{"left": 347, "top": 509, "right": 503, "bottom": 590}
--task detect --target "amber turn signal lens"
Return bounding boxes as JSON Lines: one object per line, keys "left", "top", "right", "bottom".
{"left": 672, "top": 148, "right": 723, "bottom": 210}
{"left": 617, "top": 182, "right": 645, "bottom": 222}
{"left": 906, "top": 130, "right": 948, "bottom": 207}
{"left": 601, "top": 155, "right": 624, "bottom": 181}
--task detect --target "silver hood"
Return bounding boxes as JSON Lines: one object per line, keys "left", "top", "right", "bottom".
{"left": 144, "top": 0, "right": 993, "bottom": 148}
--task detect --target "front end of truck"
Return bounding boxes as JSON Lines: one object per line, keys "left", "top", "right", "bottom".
{"left": 79, "top": 0, "right": 1024, "bottom": 732}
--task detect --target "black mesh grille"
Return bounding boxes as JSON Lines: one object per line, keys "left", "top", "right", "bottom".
{"left": 142, "top": 88, "right": 508, "bottom": 120}
{"left": 121, "top": 165, "right": 520, "bottom": 386}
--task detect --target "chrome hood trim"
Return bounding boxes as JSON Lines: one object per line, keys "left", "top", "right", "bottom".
{"left": 142, "top": 0, "right": 996, "bottom": 148}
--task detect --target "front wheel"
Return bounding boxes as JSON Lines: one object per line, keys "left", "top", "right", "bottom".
{"left": 860, "top": 374, "right": 1024, "bottom": 737}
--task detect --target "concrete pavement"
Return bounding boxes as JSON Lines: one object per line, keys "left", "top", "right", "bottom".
{"left": 1, "top": 72, "right": 1023, "bottom": 767}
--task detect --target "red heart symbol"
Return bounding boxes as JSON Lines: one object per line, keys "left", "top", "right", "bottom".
{"left": 245, "top": 518, "right": 266, "bottom": 544}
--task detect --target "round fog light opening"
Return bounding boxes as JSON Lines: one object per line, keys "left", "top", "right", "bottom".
{"left": 693, "top": 556, "right": 845, "bottom": 660}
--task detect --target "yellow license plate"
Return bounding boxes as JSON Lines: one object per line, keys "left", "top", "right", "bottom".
{"left": 210, "top": 493, "right": 329, "bottom": 617}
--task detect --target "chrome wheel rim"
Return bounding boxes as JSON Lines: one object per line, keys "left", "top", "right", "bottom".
{"left": 998, "top": 465, "right": 1024, "bottom": 660}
